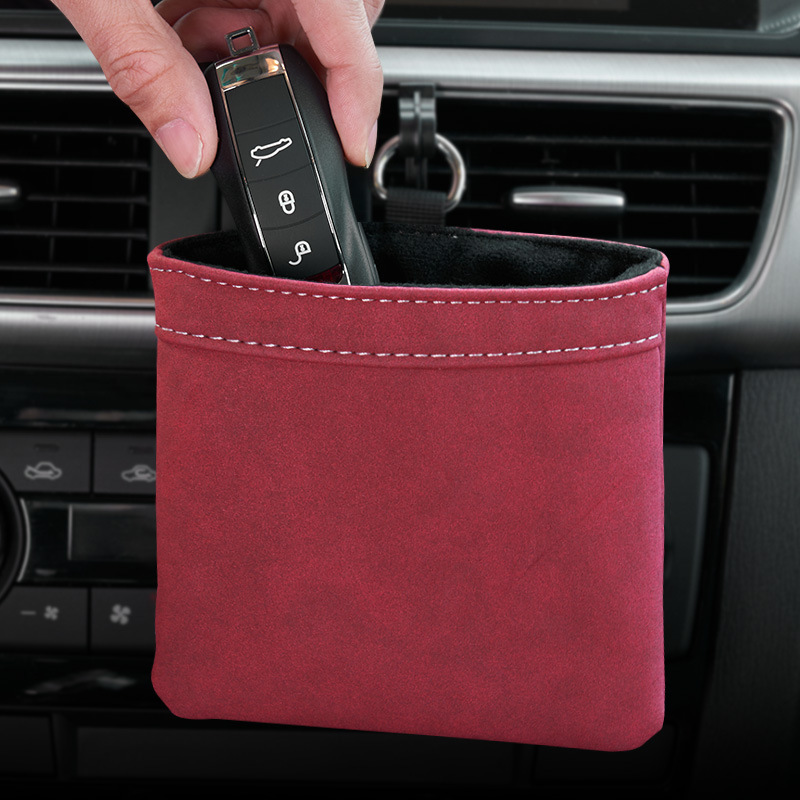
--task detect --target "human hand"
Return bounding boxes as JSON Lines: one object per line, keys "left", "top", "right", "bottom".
{"left": 52, "top": 0, "right": 384, "bottom": 177}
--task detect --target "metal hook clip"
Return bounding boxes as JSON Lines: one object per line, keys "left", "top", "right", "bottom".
{"left": 373, "top": 133, "right": 467, "bottom": 213}
{"left": 372, "top": 84, "right": 466, "bottom": 213}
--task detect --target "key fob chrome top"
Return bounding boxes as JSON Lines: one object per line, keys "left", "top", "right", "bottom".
{"left": 205, "top": 28, "right": 379, "bottom": 285}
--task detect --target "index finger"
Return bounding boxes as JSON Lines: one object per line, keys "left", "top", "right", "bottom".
{"left": 290, "top": 0, "right": 384, "bottom": 167}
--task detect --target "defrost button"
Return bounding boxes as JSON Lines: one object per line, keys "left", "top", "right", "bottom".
{"left": 0, "top": 431, "right": 91, "bottom": 494}
{"left": 94, "top": 434, "right": 156, "bottom": 496}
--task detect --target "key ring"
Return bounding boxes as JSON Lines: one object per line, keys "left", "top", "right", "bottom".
{"left": 372, "top": 133, "right": 467, "bottom": 213}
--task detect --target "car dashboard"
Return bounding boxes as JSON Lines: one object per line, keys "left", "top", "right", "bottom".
{"left": 1, "top": 3, "right": 799, "bottom": 796}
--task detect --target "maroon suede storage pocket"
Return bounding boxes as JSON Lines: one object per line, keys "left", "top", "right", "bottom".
{"left": 149, "top": 226, "right": 668, "bottom": 752}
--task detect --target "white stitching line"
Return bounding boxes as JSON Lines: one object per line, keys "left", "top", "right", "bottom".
{"left": 154, "top": 323, "right": 660, "bottom": 359}
{"left": 150, "top": 267, "right": 665, "bottom": 306}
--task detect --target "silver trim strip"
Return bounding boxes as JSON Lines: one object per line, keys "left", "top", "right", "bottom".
{"left": 0, "top": 39, "right": 106, "bottom": 90}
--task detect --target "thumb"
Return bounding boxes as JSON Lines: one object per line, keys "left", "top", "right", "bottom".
{"left": 53, "top": 0, "right": 217, "bottom": 178}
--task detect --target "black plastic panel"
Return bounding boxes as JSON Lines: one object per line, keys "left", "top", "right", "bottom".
{"left": 0, "top": 715, "right": 53, "bottom": 775}
{"left": 692, "top": 370, "right": 800, "bottom": 793}
{"left": 373, "top": 18, "right": 800, "bottom": 57}
{"left": 664, "top": 445, "right": 710, "bottom": 657}
{"left": 384, "top": 0, "right": 760, "bottom": 30}
{"left": 75, "top": 724, "right": 515, "bottom": 783}
{"left": 7, "top": 8, "right": 800, "bottom": 57}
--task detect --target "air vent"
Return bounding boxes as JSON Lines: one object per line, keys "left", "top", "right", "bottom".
{"left": 0, "top": 91, "right": 151, "bottom": 295}
{"left": 376, "top": 98, "right": 778, "bottom": 299}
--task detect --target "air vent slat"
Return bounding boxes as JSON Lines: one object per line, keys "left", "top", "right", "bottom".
{"left": 449, "top": 134, "right": 771, "bottom": 150}
{"left": 0, "top": 157, "right": 149, "bottom": 169}
{"left": 0, "top": 262, "right": 144, "bottom": 275}
{"left": 28, "top": 194, "right": 149, "bottom": 205}
{"left": 0, "top": 91, "right": 151, "bottom": 296}
{"left": 668, "top": 277, "right": 733, "bottom": 291}
{"left": 0, "top": 123, "right": 145, "bottom": 136}
{"left": 630, "top": 239, "right": 752, "bottom": 250}
{"left": 420, "top": 165, "right": 768, "bottom": 183}
{"left": 0, "top": 229, "right": 148, "bottom": 240}
{"left": 627, "top": 205, "right": 760, "bottom": 215}
{"left": 376, "top": 98, "right": 777, "bottom": 300}
{"left": 457, "top": 201, "right": 761, "bottom": 216}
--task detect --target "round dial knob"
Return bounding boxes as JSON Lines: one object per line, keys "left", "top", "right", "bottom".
{"left": 0, "top": 471, "right": 24, "bottom": 603}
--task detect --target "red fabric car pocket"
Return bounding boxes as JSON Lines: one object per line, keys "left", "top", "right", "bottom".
{"left": 149, "top": 227, "right": 668, "bottom": 752}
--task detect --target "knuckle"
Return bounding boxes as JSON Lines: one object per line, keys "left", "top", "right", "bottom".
{"left": 364, "top": 0, "right": 385, "bottom": 22}
{"left": 101, "top": 36, "right": 175, "bottom": 111}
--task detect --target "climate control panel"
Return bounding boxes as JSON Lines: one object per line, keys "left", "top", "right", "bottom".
{"left": 0, "top": 428, "right": 157, "bottom": 655}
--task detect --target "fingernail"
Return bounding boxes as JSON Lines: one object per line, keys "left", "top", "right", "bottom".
{"left": 155, "top": 118, "right": 203, "bottom": 179}
{"left": 364, "top": 120, "right": 378, "bottom": 169}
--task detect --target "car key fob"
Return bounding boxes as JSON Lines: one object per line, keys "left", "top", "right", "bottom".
{"left": 205, "top": 28, "right": 379, "bottom": 284}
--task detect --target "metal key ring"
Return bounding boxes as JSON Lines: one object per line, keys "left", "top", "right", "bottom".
{"left": 372, "top": 133, "right": 467, "bottom": 213}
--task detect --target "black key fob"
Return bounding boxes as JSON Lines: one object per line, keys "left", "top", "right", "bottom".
{"left": 205, "top": 28, "right": 378, "bottom": 285}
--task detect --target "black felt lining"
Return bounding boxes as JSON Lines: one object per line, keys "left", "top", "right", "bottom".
{"left": 162, "top": 225, "right": 662, "bottom": 288}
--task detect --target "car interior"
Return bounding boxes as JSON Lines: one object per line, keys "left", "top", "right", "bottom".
{"left": 1, "top": 1, "right": 799, "bottom": 796}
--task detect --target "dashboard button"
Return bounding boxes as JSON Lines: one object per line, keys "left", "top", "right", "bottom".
{"left": 94, "top": 434, "right": 156, "bottom": 496}
{"left": 0, "top": 587, "right": 87, "bottom": 651}
{"left": 0, "top": 431, "right": 91, "bottom": 494}
{"left": 91, "top": 588, "right": 156, "bottom": 653}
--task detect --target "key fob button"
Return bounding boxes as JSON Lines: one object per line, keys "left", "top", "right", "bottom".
{"left": 224, "top": 75, "right": 296, "bottom": 134}
{"left": 237, "top": 117, "right": 310, "bottom": 184}
{"left": 248, "top": 166, "right": 327, "bottom": 230}
{"left": 264, "top": 212, "right": 339, "bottom": 279}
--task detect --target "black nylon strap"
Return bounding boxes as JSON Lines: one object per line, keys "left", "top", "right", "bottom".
{"left": 385, "top": 187, "right": 447, "bottom": 227}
